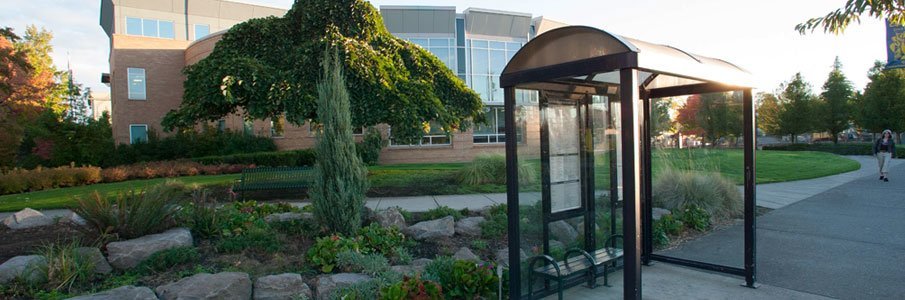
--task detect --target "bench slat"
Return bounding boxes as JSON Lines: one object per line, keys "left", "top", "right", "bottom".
{"left": 533, "top": 247, "right": 624, "bottom": 277}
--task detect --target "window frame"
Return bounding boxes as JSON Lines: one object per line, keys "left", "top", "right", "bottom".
{"left": 124, "top": 16, "right": 175, "bottom": 39}
{"left": 129, "top": 124, "right": 149, "bottom": 144}
{"left": 126, "top": 67, "right": 146, "bottom": 100}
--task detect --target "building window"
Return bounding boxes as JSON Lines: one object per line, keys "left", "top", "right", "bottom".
{"left": 127, "top": 68, "right": 146, "bottom": 100}
{"left": 194, "top": 24, "right": 210, "bottom": 41}
{"left": 353, "top": 127, "right": 364, "bottom": 135}
{"left": 270, "top": 116, "right": 284, "bottom": 137}
{"left": 217, "top": 119, "right": 226, "bottom": 132}
{"left": 243, "top": 119, "right": 254, "bottom": 136}
{"left": 467, "top": 39, "right": 523, "bottom": 103}
{"left": 404, "top": 37, "right": 456, "bottom": 71}
{"left": 129, "top": 124, "right": 148, "bottom": 144}
{"left": 474, "top": 106, "right": 506, "bottom": 144}
{"left": 390, "top": 121, "right": 451, "bottom": 147}
{"left": 125, "top": 17, "right": 175, "bottom": 39}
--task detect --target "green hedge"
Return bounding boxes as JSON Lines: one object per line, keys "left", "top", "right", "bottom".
{"left": 104, "top": 130, "right": 277, "bottom": 167}
{"left": 763, "top": 143, "right": 904, "bottom": 158}
{"left": 192, "top": 149, "right": 316, "bottom": 167}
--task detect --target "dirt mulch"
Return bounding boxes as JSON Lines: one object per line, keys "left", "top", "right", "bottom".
{"left": 0, "top": 223, "right": 100, "bottom": 262}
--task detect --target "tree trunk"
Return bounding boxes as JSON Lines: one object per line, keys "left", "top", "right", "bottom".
{"left": 832, "top": 132, "right": 839, "bottom": 144}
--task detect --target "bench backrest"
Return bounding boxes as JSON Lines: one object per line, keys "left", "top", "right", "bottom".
{"left": 240, "top": 166, "right": 314, "bottom": 188}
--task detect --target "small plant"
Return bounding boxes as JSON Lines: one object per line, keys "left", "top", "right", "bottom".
{"left": 652, "top": 168, "right": 742, "bottom": 222}
{"left": 456, "top": 154, "right": 536, "bottom": 186}
{"left": 425, "top": 260, "right": 497, "bottom": 299}
{"left": 357, "top": 126, "right": 388, "bottom": 165}
{"left": 179, "top": 189, "right": 222, "bottom": 239}
{"left": 35, "top": 241, "right": 94, "bottom": 293}
{"left": 358, "top": 223, "right": 409, "bottom": 258}
{"left": 380, "top": 276, "right": 444, "bottom": 300}
{"left": 652, "top": 221, "right": 670, "bottom": 247}
{"left": 135, "top": 247, "right": 200, "bottom": 275}
{"left": 307, "top": 235, "right": 362, "bottom": 273}
{"left": 73, "top": 184, "right": 180, "bottom": 239}
{"left": 658, "top": 214, "right": 683, "bottom": 235}
{"left": 423, "top": 206, "right": 463, "bottom": 221}
{"left": 391, "top": 247, "right": 413, "bottom": 265}
{"left": 335, "top": 251, "right": 390, "bottom": 276}
{"left": 680, "top": 205, "right": 711, "bottom": 231}
{"left": 480, "top": 204, "right": 507, "bottom": 239}
{"left": 216, "top": 225, "right": 282, "bottom": 253}
{"left": 471, "top": 240, "right": 489, "bottom": 251}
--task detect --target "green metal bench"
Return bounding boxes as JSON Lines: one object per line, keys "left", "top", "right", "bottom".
{"left": 233, "top": 166, "right": 314, "bottom": 199}
{"left": 527, "top": 235, "right": 624, "bottom": 300}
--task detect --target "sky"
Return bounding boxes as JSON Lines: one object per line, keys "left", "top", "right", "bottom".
{"left": 0, "top": 0, "right": 887, "bottom": 95}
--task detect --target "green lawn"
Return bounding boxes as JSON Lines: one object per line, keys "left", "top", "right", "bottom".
{"left": 0, "top": 150, "right": 859, "bottom": 212}
{"left": 0, "top": 174, "right": 239, "bottom": 212}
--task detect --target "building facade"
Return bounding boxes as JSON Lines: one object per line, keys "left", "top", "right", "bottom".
{"left": 100, "top": 2, "right": 565, "bottom": 164}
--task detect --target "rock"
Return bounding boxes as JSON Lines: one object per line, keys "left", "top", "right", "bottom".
{"left": 0, "top": 255, "right": 47, "bottom": 284}
{"left": 253, "top": 273, "right": 311, "bottom": 300}
{"left": 390, "top": 265, "right": 416, "bottom": 275}
{"left": 2, "top": 208, "right": 54, "bottom": 230}
{"left": 411, "top": 258, "right": 433, "bottom": 267}
{"left": 549, "top": 240, "right": 565, "bottom": 251}
{"left": 263, "top": 212, "right": 312, "bottom": 223}
{"left": 374, "top": 207, "right": 407, "bottom": 229}
{"left": 549, "top": 221, "right": 578, "bottom": 245}
{"left": 155, "top": 272, "right": 252, "bottom": 300}
{"left": 652, "top": 208, "right": 672, "bottom": 221}
{"left": 453, "top": 247, "right": 480, "bottom": 262}
{"left": 75, "top": 247, "right": 112, "bottom": 275}
{"left": 405, "top": 216, "right": 454, "bottom": 240}
{"left": 315, "top": 273, "right": 372, "bottom": 300}
{"left": 454, "top": 217, "right": 485, "bottom": 236}
{"left": 67, "top": 285, "right": 158, "bottom": 300}
{"left": 106, "top": 228, "right": 193, "bottom": 270}
{"left": 59, "top": 212, "right": 87, "bottom": 226}
{"left": 495, "top": 248, "right": 528, "bottom": 268}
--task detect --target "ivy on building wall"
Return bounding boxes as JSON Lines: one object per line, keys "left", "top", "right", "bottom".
{"left": 163, "top": 0, "right": 484, "bottom": 144}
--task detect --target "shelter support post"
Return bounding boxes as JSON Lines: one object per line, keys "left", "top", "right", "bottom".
{"left": 504, "top": 87, "right": 522, "bottom": 299}
{"left": 620, "top": 68, "right": 642, "bottom": 299}
{"left": 743, "top": 89, "right": 758, "bottom": 288}
{"left": 641, "top": 94, "right": 653, "bottom": 266}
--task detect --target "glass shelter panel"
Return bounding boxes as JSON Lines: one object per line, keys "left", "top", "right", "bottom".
{"left": 650, "top": 91, "right": 745, "bottom": 269}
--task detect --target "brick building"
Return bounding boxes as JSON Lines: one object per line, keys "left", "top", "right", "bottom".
{"left": 100, "top": 1, "right": 564, "bottom": 164}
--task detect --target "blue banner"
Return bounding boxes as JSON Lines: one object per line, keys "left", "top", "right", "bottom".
{"left": 887, "top": 19, "right": 905, "bottom": 69}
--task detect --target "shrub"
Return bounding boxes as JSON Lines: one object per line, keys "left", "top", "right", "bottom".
{"left": 336, "top": 251, "right": 390, "bottom": 276}
{"left": 422, "top": 206, "right": 463, "bottom": 221}
{"left": 35, "top": 241, "right": 94, "bottom": 293}
{"left": 104, "top": 129, "right": 276, "bottom": 167}
{"left": 424, "top": 259, "right": 497, "bottom": 299}
{"left": 0, "top": 166, "right": 106, "bottom": 195}
{"left": 457, "top": 154, "right": 537, "bottom": 186}
{"left": 680, "top": 205, "right": 711, "bottom": 231}
{"left": 179, "top": 189, "right": 223, "bottom": 239}
{"left": 652, "top": 220, "right": 670, "bottom": 247}
{"left": 310, "top": 51, "right": 369, "bottom": 236}
{"left": 471, "top": 240, "right": 489, "bottom": 251}
{"left": 652, "top": 168, "right": 742, "bottom": 222}
{"left": 658, "top": 214, "right": 683, "bottom": 236}
{"left": 380, "top": 276, "right": 444, "bottom": 300}
{"left": 135, "top": 247, "right": 200, "bottom": 275}
{"left": 216, "top": 225, "right": 282, "bottom": 253}
{"left": 763, "top": 142, "right": 905, "bottom": 158}
{"left": 193, "top": 149, "right": 317, "bottom": 167}
{"left": 356, "top": 127, "right": 387, "bottom": 165}
{"left": 100, "top": 167, "right": 128, "bottom": 183}
{"left": 307, "top": 235, "right": 363, "bottom": 273}
{"left": 73, "top": 184, "right": 180, "bottom": 239}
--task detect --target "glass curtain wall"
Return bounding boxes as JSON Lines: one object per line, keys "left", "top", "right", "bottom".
{"left": 471, "top": 40, "right": 523, "bottom": 144}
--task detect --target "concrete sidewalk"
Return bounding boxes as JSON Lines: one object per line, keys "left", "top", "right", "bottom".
{"left": 755, "top": 155, "right": 902, "bottom": 209}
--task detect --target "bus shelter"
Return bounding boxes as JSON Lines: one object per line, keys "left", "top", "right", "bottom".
{"left": 501, "top": 26, "right": 757, "bottom": 299}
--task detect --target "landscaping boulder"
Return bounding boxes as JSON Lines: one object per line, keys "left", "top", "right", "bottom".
{"left": 0, "top": 255, "right": 46, "bottom": 284}
{"left": 2, "top": 208, "right": 54, "bottom": 230}
{"left": 59, "top": 211, "right": 87, "bottom": 226}
{"left": 549, "top": 221, "right": 578, "bottom": 245}
{"left": 411, "top": 258, "right": 433, "bottom": 267}
{"left": 264, "top": 212, "right": 313, "bottom": 223}
{"left": 453, "top": 247, "right": 480, "bottom": 262}
{"left": 374, "top": 207, "right": 407, "bottom": 229}
{"left": 390, "top": 265, "right": 417, "bottom": 276}
{"left": 253, "top": 273, "right": 311, "bottom": 300}
{"left": 549, "top": 240, "right": 565, "bottom": 251}
{"left": 652, "top": 208, "right": 672, "bottom": 221}
{"left": 455, "top": 216, "right": 485, "bottom": 237}
{"left": 155, "top": 272, "right": 252, "bottom": 300}
{"left": 405, "top": 216, "right": 454, "bottom": 240}
{"left": 315, "top": 273, "right": 372, "bottom": 300}
{"left": 67, "top": 285, "right": 158, "bottom": 300}
{"left": 75, "top": 247, "right": 112, "bottom": 275}
{"left": 495, "top": 248, "right": 528, "bottom": 268}
{"left": 106, "top": 228, "right": 193, "bottom": 270}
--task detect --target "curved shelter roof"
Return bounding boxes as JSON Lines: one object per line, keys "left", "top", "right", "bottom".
{"left": 501, "top": 26, "right": 753, "bottom": 91}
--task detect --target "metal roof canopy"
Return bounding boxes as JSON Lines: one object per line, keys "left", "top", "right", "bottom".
{"left": 501, "top": 26, "right": 757, "bottom": 300}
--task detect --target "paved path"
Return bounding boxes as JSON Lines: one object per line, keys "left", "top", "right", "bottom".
{"left": 755, "top": 155, "right": 902, "bottom": 209}
{"left": 660, "top": 158, "right": 905, "bottom": 299}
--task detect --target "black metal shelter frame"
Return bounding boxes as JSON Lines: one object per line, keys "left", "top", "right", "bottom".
{"left": 501, "top": 26, "right": 757, "bottom": 299}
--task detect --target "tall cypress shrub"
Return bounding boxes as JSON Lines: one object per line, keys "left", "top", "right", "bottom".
{"left": 311, "top": 50, "right": 369, "bottom": 235}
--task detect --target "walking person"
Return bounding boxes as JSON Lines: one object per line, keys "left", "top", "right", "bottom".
{"left": 873, "top": 129, "right": 896, "bottom": 182}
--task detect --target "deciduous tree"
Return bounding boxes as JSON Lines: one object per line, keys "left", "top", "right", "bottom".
{"left": 796, "top": 0, "right": 905, "bottom": 34}
{"left": 756, "top": 92, "right": 782, "bottom": 136}
{"left": 855, "top": 61, "right": 905, "bottom": 136}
